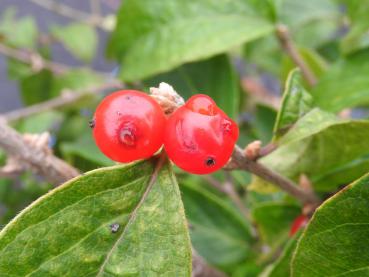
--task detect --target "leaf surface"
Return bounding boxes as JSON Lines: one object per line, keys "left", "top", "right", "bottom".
{"left": 292, "top": 173, "right": 369, "bottom": 276}
{"left": 0, "top": 157, "right": 192, "bottom": 276}
{"left": 145, "top": 54, "right": 240, "bottom": 119}
{"left": 108, "top": 0, "right": 273, "bottom": 81}
{"left": 180, "top": 182, "right": 253, "bottom": 269}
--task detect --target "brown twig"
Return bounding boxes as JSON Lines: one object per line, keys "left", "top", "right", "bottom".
{"left": 228, "top": 146, "right": 319, "bottom": 205}
{"left": 0, "top": 119, "right": 79, "bottom": 184}
{"left": 276, "top": 24, "right": 317, "bottom": 86}
{"left": 0, "top": 43, "right": 70, "bottom": 74}
{"left": 3, "top": 81, "right": 123, "bottom": 122}
{"left": 29, "top": 0, "right": 107, "bottom": 30}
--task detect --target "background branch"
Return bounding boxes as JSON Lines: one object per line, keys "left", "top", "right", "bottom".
{"left": 0, "top": 119, "right": 79, "bottom": 184}
{"left": 229, "top": 146, "right": 319, "bottom": 204}
{"left": 29, "top": 0, "right": 106, "bottom": 30}
{"left": 0, "top": 43, "right": 70, "bottom": 74}
{"left": 3, "top": 80, "right": 123, "bottom": 122}
{"left": 276, "top": 24, "right": 317, "bottom": 86}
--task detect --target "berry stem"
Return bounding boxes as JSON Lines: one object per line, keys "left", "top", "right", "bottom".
{"left": 230, "top": 145, "right": 319, "bottom": 205}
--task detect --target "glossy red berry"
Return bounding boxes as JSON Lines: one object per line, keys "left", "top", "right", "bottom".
{"left": 92, "top": 90, "right": 166, "bottom": 163}
{"left": 164, "top": 94, "right": 239, "bottom": 174}
{"left": 289, "top": 214, "right": 309, "bottom": 237}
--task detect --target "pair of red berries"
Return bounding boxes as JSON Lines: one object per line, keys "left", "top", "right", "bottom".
{"left": 92, "top": 90, "right": 239, "bottom": 174}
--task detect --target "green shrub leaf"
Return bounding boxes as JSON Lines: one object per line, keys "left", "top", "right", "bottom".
{"left": 0, "top": 157, "right": 192, "bottom": 276}
{"left": 312, "top": 50, "right": 369, "bottom": 112}
{"left": 261, "top": 109, "right": 369, "bottom": 191}
{"left": 145, "top": 54, "right": 240, "bottom": 119}
{"left": 273, "top": 69, "right": 313, "bottom": 140}
{"left": 292, "top": 173, "right": 369, "bottom": 276}
{"left": 108, "top": 0, "right": 273, "bottom": 81}
{"left": 181, "top": 182, "right": 253, "bottom": 269}
{"left": 51, "top": 23, "right": 98, "bottom": 63}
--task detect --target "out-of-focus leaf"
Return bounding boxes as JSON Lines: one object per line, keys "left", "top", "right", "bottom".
{"left": 108, "top": 0, "right": 274, "bottom": 81}
{"left": 261, "top": 231, "right": 302, "bottom": 277}
{"left": 0, "top": 158, "right": 192, "bottom": 276}
{"left": 51, "top": 23, "right": 97, "bottom": 63}
{"left": 145, "top": 54, "right": 240, "bottom": 118}
{"left": 17, "top": 111, "right": 63, "bottom": 133}
{"left": 261, "top": 109, "right": 369, "bottom": 191}
{"left": 278, "top": 0, "right": 340, "bottom": 48}
{"left": 292, "top": 173, "right": 369, "bottom": 276}
{"left": 243, "top": 36, "right": 282, "bottom": 75}
{"left": 0, "top": 7, "right": 38, "bottom": 49}
{"left": 312, "top": 49, "right": 369, "bottom": 112}
{"left": 180, "top": 181, "right": 253, "bottom": 269}
{"left": 281, "top": 48, "right": 328, "bottom": 83}
{"left": 7, "top": 59, "right": 33, "bottom": 80}
{"left": 50, "top": 69, "right": 103, "bottom": 97}
{"left": 253, "top": 104, "right": 277, "bottom": 144}
{"left": 340, "top": 0, "right": 369, "bottom": 54}
{"left": 273, "top": 69, "right": 313, "bottom": 140}
{"left": 252, "top": 202, "right": 300, "bottom": 248}
{"left": 20, "top": 70, "right": 54, "bottom": 106}
{"left": 60, "top": 133, "right": 114, "bottom": 171}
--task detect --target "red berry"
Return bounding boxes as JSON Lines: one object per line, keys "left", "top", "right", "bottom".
{"left": 92, "top": 90, "right": 166, "bottom": 163}
{"left": 164, "top": 94, "right": 239, "bottom": 174}
{"left": 289, "top": 215, "right": 309, "bottom": 237}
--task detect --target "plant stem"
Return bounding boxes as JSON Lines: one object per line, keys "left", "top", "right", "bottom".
{"left": 0, "top": 43, "right": 70, "bottom": 74}
{"left": 29, "top": 0, "right": 106, "bottom": 30}
{"left": 2, "top": 81, "right": 123, "bottom": 122}
{"left": 230, "top": 145, "right": 319, "bottom": 204}
{"left": 0, "top": 119, "right": 79, "bottom": 184}
{"left": 276, "top": 24, "right": 317, "bottom": 86}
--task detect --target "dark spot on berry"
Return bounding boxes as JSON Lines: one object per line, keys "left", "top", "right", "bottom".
{"left": 125, "top": 96, "right": 131, "bottom": 100}
{"left": 205, "top": 156, "right": 216, "bottom": 167}
{"left": 119, "top": 122, "right": 137, "bottom": 147}
{"left": 110, "top": 223, "right": 120, "bottom": 233}
{"left": 89, "top": 119, "right": 95, "bottom": 128}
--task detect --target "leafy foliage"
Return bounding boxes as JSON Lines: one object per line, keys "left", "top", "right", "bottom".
{"left": 108, "top": 0, "right": 274, "bottom": 81}
{"left": 292, "top": 173, "right": 369, "bottom": 276}
{"left": 0, "top": 157, "right": 192, "bottom": 276}
{"left": 2, "top": 0, "right": 369, "bottom": 276}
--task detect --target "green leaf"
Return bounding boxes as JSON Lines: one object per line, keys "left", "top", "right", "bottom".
{"left": 261, "top": 231, "right": 301, "bottom": 277}
{"left": 253, "top": 104, "right": 277, "bottom": 144}
{"left": 60, "top": 133, "right": 114, "bottom": 171}
{"left": 180, "top": 181, "right": 253, "bottom": 269}
{"left": 340, "top": 0, "right": 369, "bottom": 54}
{"left": 20, "top": 70, "right": 54, "bottom": 106}
{"left": 108, "top": 0, "right": 274, "bottom": 81}
{"left": 261, "top": 109, "right": 369, "bottom": 191}
{"left": 51, "top": 23, "right": 97, "bottom": 63}
{"left": 145, "top": 54, "right": 240, "bottom": 118}
{"left": 278, "top": 0, "right": 340, "bottom": 48}
{"left": 17, "top": 111, "right": 63, "bottom": 133}
{"left": 0, "top": 7, "right": 38, "bottom": 49}
{"left": 50, "top": 69, "right": 103, "bottom": 97}
{"left": 0, "top": 157, "right": 192, "bottom": 276}
{"left": 273, "top": 69, "right": 313, "bottom": 140}
{"left": 291, "top": 173, "right": 369, "bottom": 277}
{"left": 281, "top": 48, "right": 328, "bottom": 83}
{"left": 252, "top": 202, "right": 300, "bottom": 247}
{"left": 312, "top": 50, "right": 369, "bottom": 112}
